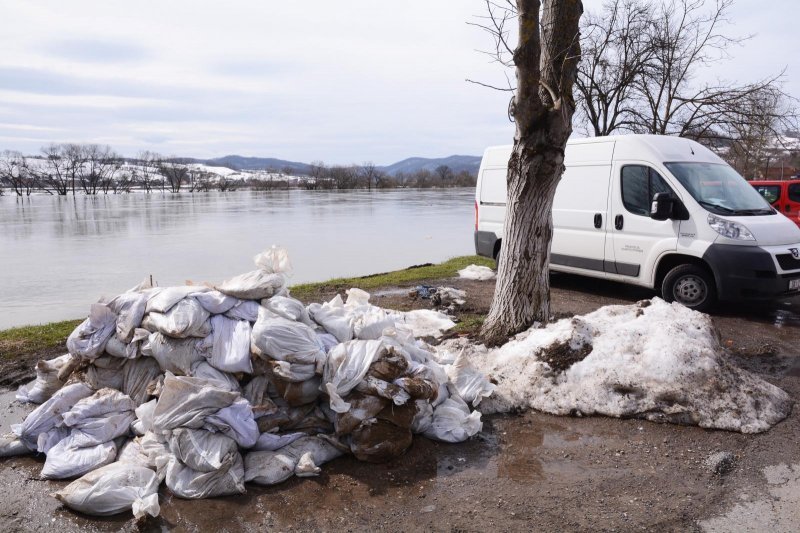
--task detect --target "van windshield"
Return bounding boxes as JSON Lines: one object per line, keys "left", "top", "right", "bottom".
{"left": 664, "top": 162, "right": 775, "bottom": 216}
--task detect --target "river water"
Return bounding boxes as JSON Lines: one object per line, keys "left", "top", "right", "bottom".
{"left": 0, "top": 188, "right": 475, "bottom": 329}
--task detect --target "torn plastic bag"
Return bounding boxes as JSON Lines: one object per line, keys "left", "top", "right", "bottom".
{"left": 355, "top": 376, "right": 411, "bottom": 406}
{"left": 203, "top": 398, "right": 259, "bottom": 448}
{"left": 85, "top": 356, "right": 126, "bottom": 391}
{"left": 273, "top": 375, "right": 321, "bottom": 406}
{"left": 131, "top": 399, "right": 156, "bottom": 436}
{"left": 217, "top": 270, "right": 285, "bottom": 300}
{"left": 251, "top": 431, "right": 306, "bottom": 452}
{"left": 41, "top": 436, "right": 117, "bottom": 479}
{"left": 142, "top": 298, "right": 211, "bottom": 339}
{"left": 107, "top": 291, "right": 148, "bottom": 343}
{"left": 244, "top": 436, "right": 342, "bottom": 485}
{"left": 152, "top": 373, "right": 239, "bottom": 432}
{"left": 423, "top": 396, "right": 482, "bottom": 443}
{"left": 0, "top": 435, "right": 29, "bottom": 457}
{"left": 54, "top": 462, "right": 160, "bottom": 518}
{"left": 122, "top": 356, "right": 162, "bottom": 406}
{"left": 168, "top": 428, "right": 239, "bottom": 472}
{"left": 399, "top": 310, "right": 455, "bottom": 339}
{"left": 262, "top": 295, "right": 313, "bottom": 326}
{"left": 191, "top": 290, "right": 239, "bottom": 314}
{"left": 271, "top": 361, "right": 316, "bottom": 383}
{"left": 445, "top": 350, "right": 496, "bottom": 407}
{"left": 207, "top": 315, "right": 252, "bottom": 374}
{"left": 224, "top": 300, "right": 260, "bottom": 322}
{"left": 350, "top": 418, "right": 412, "bottom": 463}
{"left": 410, "top": 399, "right": 434, "bottom": 434}
{"left": 190, "top": 361, "right": 241, "bottom": 392}
{"left": 145, "top": 285, "right": 207, "bottom": 314}
{"left": 322, "top": 340, "right": 385, "bottom": 413}
{"left": 353, "top": 308, "right": 396, "bottom": 341}
{"left": 252, "top": 310, "right": 326, "bottom": 366}
{"left": 12, "top": 382, "right": 94, "bottom": 450}
{"left": 62, "top": 388, "right": 136, "bottom": 447}
{"left": 16, "top": 353, "right": 71, "bottom": 404}
{"left": 307, "top": 295, "right": 353, "bottom": 342}
{"left": 145, "top": 332, "right": 207, "bottom": 375}
{"left": 380, "top": 327, "right": 433, "bottom": 364}
{"left": 164, "top": 452, "right": 245, "bottom": 499}
{"left": 333, "top": 393, "right": 388, "bottom": 435}
{"left": 67, "top": 303, "right": 117, "bottom": 360}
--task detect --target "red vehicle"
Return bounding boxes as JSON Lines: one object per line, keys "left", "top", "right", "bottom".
{"left": 751, "top": 179, "right": 800, "bottom": 228}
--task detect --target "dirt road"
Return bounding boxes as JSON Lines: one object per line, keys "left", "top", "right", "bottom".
{"left": 1, "top": 273, "right": 798, "bottom": 532}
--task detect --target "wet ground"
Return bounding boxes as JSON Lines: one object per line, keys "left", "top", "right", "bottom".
{"left": 1, "top": 273, "right": 799, "bottom": 532}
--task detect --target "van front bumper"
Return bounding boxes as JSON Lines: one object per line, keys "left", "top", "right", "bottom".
{"left": 703, "top": 243, "right": 800, "bottom": 301}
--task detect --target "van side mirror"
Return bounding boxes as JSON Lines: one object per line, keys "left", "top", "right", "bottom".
{"left": 651, "top": 192, "right": 673, "bottom": 221}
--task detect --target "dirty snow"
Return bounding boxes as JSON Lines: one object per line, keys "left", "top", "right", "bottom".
{"left": 457, "top": 265, "right": 496, "bottom": 281}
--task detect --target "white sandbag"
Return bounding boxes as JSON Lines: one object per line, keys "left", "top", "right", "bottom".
{"left": 457, "top": 264, "right": 496, "bottom": 280}
{"left": 410, "top": 399, "right": 434, "bottom": 434}
{"left": 0, "top": 435, "right": 29, "bottom": 457}
{"left": 145, "top": 285, "right": 207, "bottom": 314}
{"left": 16, "top": 353, "right": 71, "bottom": 404}
{"left": 251, "top": 432, "right": 306, "bottom": 452}
{"left": 353, "top": 308, "right": 396, "bottom": 341}
{"left": 131, "top": 399, "right": 157, "bottom": 436}
{"left": 217, "top": 270, "right": 285, "bottom": 300}
{"left": 251, "top": 309, "right": 326, "bottom": 366}
{"left": 224, "top": 300, "right": 261, "bottom": 322}
{"left": 142, "top": 298, "right": 211, "bottom": 339}
{"left": 54, "top": 462, "right": 160, "bottom": 518}
{"left": 192, "top": 290, "right": 239, "bottom": 314}
{"left": 164, "top": 452, "right": 246, "bottom": 499}
{"left": 67, "top": 303, "right": 117, "bottom": 360}
{"left": 62, "top": 388, "right": 136, "bottom": 447}
{"left": 203, "top": 398, "right": 259, "bottom": 448}
{"left": 271, "top": 361, "right": 316, "bottom": 383}
{"left": 400, "top": 310, "right": 456, "bottom": 339}
{"left": 85, "top": 355, "right": 126, "bottom": 391}
{"left": 122, "top": 357, "right": 162, "bottom": 405}
{"left": 41, "top": 436, "right": 117, "bottom": 479}
{"left": 322, "top": 340, "right": 384, "bottom": 413}
{"left": 37, "top": 426, "right": 70, "bottom": 453}
{"left": 151, "top": 373, "right": 239, "bottom": 432}
{"left": 244, "top": 436, "right": 342, "bottom": 485}
{"left": 254, "top": 245, "right": 292, "bottom": 275}
{"left": 423, "top": 397, "right": 483, "bottom": 443}
{"left": 168, "top": 428, "right": 239, "bottom": 472}
{"left": 262, "top": 296, "right": 313, "bottom": 326}
{"left": 190, "top": 361, "right": 241, "bottom": 392}
{"left": 316, "top": 333, "right": 339, "bottom": 353}
{"left": 12, "top": 382, "right": 94, "bottom": 450}
{"left": 207, "top": 315, "right": 252, "bottom": 374}
{"left": 345, "top": 288, "right": 371, "bottom": 306}
{"left": 117, "top": 439, "right": 151, "bottom": 467}
{"left": 445, "top": 350, "right": 496, "bottom": 407}
{"left": 108, "top": 291, "right": 148, "bottom": 343}
{"left": 307, "top": 295, "right": 353, "bottom": 342}
{"left": 145, "top": 332, "right": 207, "bottom": 375}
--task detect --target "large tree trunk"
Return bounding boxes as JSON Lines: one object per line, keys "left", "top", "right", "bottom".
{"left": 481, "top": 0, "right": 582, "bottom": 346}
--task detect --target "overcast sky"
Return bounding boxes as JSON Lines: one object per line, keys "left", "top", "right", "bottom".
{"left": 0, "top": 0, "right": 797, "bottom": 164}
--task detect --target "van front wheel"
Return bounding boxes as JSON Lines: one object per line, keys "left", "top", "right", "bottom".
{"left": 661, "top": 264, "right": 716, "bottom": 312}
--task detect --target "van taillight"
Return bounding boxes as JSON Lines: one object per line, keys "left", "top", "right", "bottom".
{"left": 474, "top": 200, "right": 478, "bottom": 231}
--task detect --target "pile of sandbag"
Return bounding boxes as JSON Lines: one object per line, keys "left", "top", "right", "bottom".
{"left": 0, "top": 246, "right": 491, "bottom": 518}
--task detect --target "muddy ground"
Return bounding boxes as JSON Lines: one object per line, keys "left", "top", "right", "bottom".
{"left": 1, "top": 272, "right": 799, "bottom": 532}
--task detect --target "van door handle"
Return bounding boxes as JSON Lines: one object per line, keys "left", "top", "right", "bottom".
{"left": 615, "top": 214, "right": 624, "bottom": 230}
{"left": 594, "top": 213, "right": 602, "bottom": 229}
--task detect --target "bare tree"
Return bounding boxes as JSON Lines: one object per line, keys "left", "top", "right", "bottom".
{"left": 358, "top": 162, "right": 381, "bottom": 190}
{"left": 81, "top": 144, "right": 121, "bottom": 195}
{"left": 0, "top": 150, "right": 36, "bottom": 196}
{"left": 472, "top": 0, "right": 583, "bottom": 344}
{"left": 37, "top": 143, "right": 72, "bottom": 195}
{"left": 434, "top": 164, "right": 454, "bottom": 183}
{"left": 136, "top": 151, "right": 161, "bottom": 193}
{"left": 158, "top": 159, "right": 188, "bottom": 193}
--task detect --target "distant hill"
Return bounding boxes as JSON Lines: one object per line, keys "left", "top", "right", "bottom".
{"left": 380, "top": 155, "right": 481, "bottom": 176}
{"left": 190, "top": 155, "right": 311, "bottom": 174}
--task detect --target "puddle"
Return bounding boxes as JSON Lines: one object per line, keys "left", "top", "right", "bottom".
{"left": 371, "top": 288, "right": 410, "bottom": 298}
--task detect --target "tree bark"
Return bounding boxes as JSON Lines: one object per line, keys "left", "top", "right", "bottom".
{"left": 481, "top": 0, "right": 582, "bottom": 346}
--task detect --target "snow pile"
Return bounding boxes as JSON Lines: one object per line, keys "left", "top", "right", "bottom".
{"left": 457, "top": 264, "right": 496, "bottom": 281}
{"left": 436, "top": 299, "right": 791, "bottom": 434}
{"left": 1, "top": 246, "right": 488, "bottom": 516}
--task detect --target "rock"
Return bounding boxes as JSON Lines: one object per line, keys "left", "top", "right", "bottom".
{"left": 705, "top": 451, "right": 736, "bottom": 475}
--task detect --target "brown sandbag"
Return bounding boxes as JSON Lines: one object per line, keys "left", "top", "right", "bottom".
{"left": 366, "top": 348, "right": 408, "bottom": 381}
{"left": 376, "top": 401, "right": 417, "bottom": 430}
{"left": 334, "top": 393, "right": 388, "bottom": 435}
{"left": 273, "top": 375, "right": 322, "bottom": 407}
{"left": 394, "top": 376, "right": 438, "bottom": 401}
{"left": 350, "top": 418, "right": 412, "bottom": 463}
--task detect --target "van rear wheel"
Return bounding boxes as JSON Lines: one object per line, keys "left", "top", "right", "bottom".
{"left": 661, "top": 264, "right": 716, "bottom": 312}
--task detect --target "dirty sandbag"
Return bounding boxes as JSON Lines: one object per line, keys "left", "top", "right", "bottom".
{"left": 367, "top": 348, "right": 409, "bottom": 381}
{"left": 410, "top": 399, "right": 434, "bottom": 434}
{"left": 67, "top": 303, "right": 117, "bottom": 360}
{"left": 145, "top": 332, "right": 206, "bottom": 375}
{"left": 307, "top": 295, "right": 353, "bottom": 342}
{"left": 284, "top": 406, "right": 334, "bottom": 435}
{"left": 54, "top": 462, "right": 160, "bottom": 518}
{"left": 323, "top": 340, "right": 385, "bottom": 413}
{"left": 254, "top": 245, "right": 292, "bottom": 275}
{"left": 244, "top": 436, "right": 342, "bottom": 485}
{"left": 350, "top": 418, "right": 412, "bottom": 463}
{"left": 255, "top": 402, "right": 314, "bottom": 433}
{"left": 263, "top": 295, "right": 313, "bottom": 326}
{"left": 0, "top": 435, "right": 29, "bottom": 457}
{"left": 105, "top": 327, "right": 149, "bottom": 360}
{"left": 273, "top": 375, "right": 321, "bottom": 406}
{"left": 85, "top": 355, "right": 126, "bottom": 391}
{"left": 142, "top": 298, "right": 211, "bottom": 339}
{"left": 445, "top": 350, "right": 495, "bottom": 407}
{"left": 217, "top": 270, "right": 285, "bottom": 300}
{"left": 191, "top": 289, "right": 239, "bottom": 314}
{"left": 107, "top": 291, "right": 148, "bottom": 343}
{"left": 252, "top": 431, "right": 306, "bottom": 452}
{"left": 242, "top": 375, "right": 277, "bottom": 414}
{"left": 165, "top": 452, "right": 246, "bottom": 499}
{"left": 41, "top": 436, "right": 117, "bottom": 479}
{"left": 190, "top": 361, "right": 241, "bottom": 392}
{"left": 168, "top": 428, "right": 239, "bottom": 472}
{"left": 117, "top": 438, "right": 151, "bottom": 467}
{"left": 12, "top": 382, "right": 94, "bottom": 450}
{"left": 271, "top": 360, "right": 316, "bottom": 383}
{"left": 334, "top": 393, "right": 388, "bottom": 435}
{"left": 355, "top": 376, "right": 411, "bottom": 406}
{"left": 122, "top": 357, "right": 161, "bottom": 406}
{"left": 62, "top": 388, "right": 136, "bottom": 447}
{"left": 207, "top": 315, "right": 252, "bottom": 374}
{"left": 203, "top": 398, "right": 259, "bottom": 448}
{"left": 431, "top": 287, "right": 466, "bottom": 308}
{"left": 152, "top": 373, "right": 239, "bottom": 432}
{"left": 131, "top": 399, "right": 157, "bottom": 436}
{"left": 252, "top": 310, "right": 326, "bottom": 366}
{"left": 224, "top": 299, "right": 260, "bottom": 322}
{"left": 145, "top": 285, "right": 208, "bottom": 314}
{"left": 394, "top": 376, "right": 439, "bottom": 402}
{"left": 380, "top": 327, "right": 433, "bottom": 364}
{"left": 423, "top": 396, "right": 482, "bottom": 443}
{"left": 16, "top": 353, "right": 71, "bottom": 404}
{"left": 376, "top": 401, "right": 417, "bottom": 430}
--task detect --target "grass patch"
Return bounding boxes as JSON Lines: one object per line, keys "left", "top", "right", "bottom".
{"left": 0, "top": 319, "right": 81, "bottom": 360}
{"left": 453, "top": 313, "right": 486, "bottom": 335}
{"left": 290, "top": 255, "right": 495, "bottom": 299}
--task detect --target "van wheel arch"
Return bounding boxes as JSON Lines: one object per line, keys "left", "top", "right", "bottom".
{"left": 654, "top": 255, "right": 718, "bottom": 310}
{"left": 493, "top": 240, "right": 502, "bottom": 263}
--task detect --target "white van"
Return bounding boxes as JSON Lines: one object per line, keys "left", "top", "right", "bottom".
{"left": 474, "top": 135, "right": 800, "bottom": 310}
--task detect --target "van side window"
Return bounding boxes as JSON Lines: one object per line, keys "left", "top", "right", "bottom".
{"left": 789, "top": 184, "right": 800, "bottom": 203}
{"left": 621, "top": 165, "right": 672, "bottom": 216}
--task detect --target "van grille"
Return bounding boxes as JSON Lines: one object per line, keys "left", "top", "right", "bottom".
{"left": 776, "top": 253, "right": 800, "bottom": 270}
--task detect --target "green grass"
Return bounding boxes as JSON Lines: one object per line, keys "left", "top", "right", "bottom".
{"left": 290, "top": 255, "right": 496, "bottom": 299}
{"left": 0, "top": 319, "right": 82, "bottom": 360}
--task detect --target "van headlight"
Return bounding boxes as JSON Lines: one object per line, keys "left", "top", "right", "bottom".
{"left": 707, "top": 213, "right": 754, "bottom": 241}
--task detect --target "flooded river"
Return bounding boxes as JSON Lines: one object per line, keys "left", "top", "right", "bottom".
{"left": 0, "top": 189, "right": 475, "bottom": 329}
